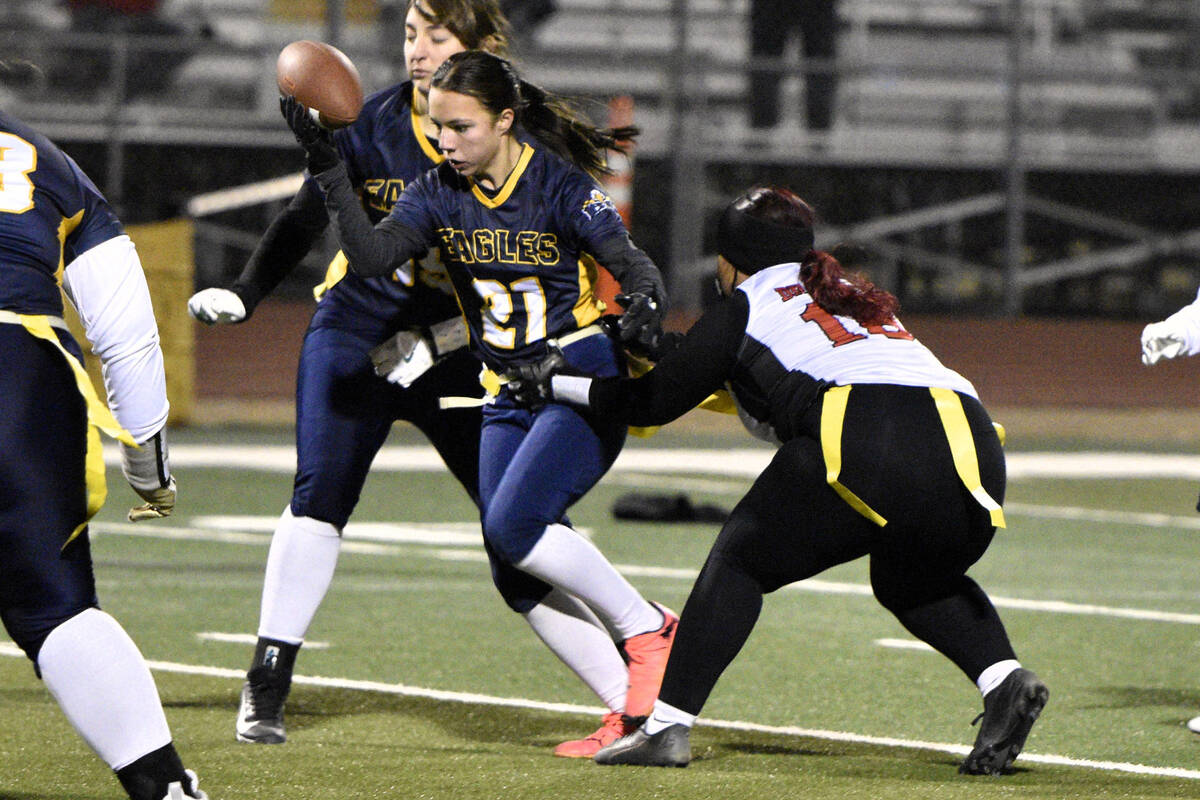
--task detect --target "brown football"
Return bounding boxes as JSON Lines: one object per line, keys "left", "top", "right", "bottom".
{"left": 276, "top": 40, "right": 363, "bottom": 129}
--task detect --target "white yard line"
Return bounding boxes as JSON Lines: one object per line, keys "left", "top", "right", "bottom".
{"left": 103, "top": 444, "right": 1200, "bottom": 481}
{"left": 0, "top": 641, "right": 1195, "bottom": 780}
{"left": 92, "top": 520, "right": 1200, "bottom": 626}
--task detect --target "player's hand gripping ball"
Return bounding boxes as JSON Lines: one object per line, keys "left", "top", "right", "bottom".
{"left": 276, "top": 40, "right": 363, "bottom": 129}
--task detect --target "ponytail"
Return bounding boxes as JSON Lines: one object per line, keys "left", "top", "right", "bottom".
{"left": 799, "top": 250, "right": 899, "bottom": 327}
{"left": 716, "top": 186, "right": 901, "bottom": 327}
{"left": 516, "top": 80, "right": 637, "bottom": 179}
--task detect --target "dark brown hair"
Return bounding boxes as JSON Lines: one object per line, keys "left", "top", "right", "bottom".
{"left": 431, "top": 50, "right": 637, "bottom": 180}
{"left": 741, "top": 187, "right": 899, "bottom": 326}
{"left": 407, "top": 0, "right": 511, "bottom": 55}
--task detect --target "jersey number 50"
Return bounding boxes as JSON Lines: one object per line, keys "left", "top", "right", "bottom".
{"left": 475, "top": 276, "right": 548, "bottom": 349}
{"left": 0, "top": 134, "right": 37, "bottom": 214}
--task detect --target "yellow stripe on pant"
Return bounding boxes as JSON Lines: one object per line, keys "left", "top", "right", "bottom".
{"left": 819, "top": 385, "right": 888, "bottom": 527}
{"left": 818, "top": 384, "right": 1006, "bottom": 529}
{"left": 14, "top": 313, "right": 136, "bottom": 546}
{"left": 929, "top": 387, "right": 1006, "bottom": 528}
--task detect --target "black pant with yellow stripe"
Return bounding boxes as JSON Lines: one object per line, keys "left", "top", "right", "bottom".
{"left": 0, "top": 326, "right": 99, "bottom": 661}
{"left": 659, "top": 383, "right": 1018, "bottom": 717}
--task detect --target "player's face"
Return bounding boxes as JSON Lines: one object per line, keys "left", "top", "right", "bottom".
{"left": 429, "top": 87, "right": 514, "bottom": 182}
{"left": 405, "top": 3, "right": 467, "bottom": 95}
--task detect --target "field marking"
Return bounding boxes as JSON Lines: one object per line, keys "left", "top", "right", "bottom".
{"left": 1006, "top": 502, "right": 1200, "bottom": 531}
{"left": 876, "top": 638, "right": 936, "bottom": 652}
{"left": 197, "top": 632, "right": 329, "bottom": 649}
{"left": 102, "top": 444, "right": 1200, "bottom": 481}
{"left": 0, "top": 641, "right": 1195, "bottom": 781}
{"left": 93, "top": 521, "right": 1200, "bottom": 626}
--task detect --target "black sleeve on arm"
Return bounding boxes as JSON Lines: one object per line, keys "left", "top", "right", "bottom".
{"left": 228, "top": 179, "right": 329, "bottom": 316}
{"left": 314, "top": 163, "right": 429, "bottom": 278}
{"left": 589, "top": 233, "right": 668, "bottom": 310}
{"left": 589, "top": 291, "right": 750, "bottom": 426}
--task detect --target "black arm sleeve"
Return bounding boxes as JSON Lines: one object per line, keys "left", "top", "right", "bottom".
{"left": 314, "top": 163, "right": 429, "bottom": 278}
{"left": 589, "top": 291, "right": 750, "bottom": 426}
{"left": 228, "top": 179, "right": 329, "bottom": 316}
{"left": 589, "top": 233, "right": 669, "bottom": 311}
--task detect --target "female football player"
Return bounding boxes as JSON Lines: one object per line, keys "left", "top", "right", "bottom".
{"left": 189, "top": 1, "right": 645, "bottom": 755}
{"left": 526, "top": 187, "right": 1048, "bottom": 775}
{"left": 283, "top": 49, "right": 679, "bottom": 755}
{"left": 1, "top": 109, "right": 206, "bottom": 800}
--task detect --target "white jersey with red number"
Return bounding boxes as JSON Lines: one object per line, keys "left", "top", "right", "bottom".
{"left": 737, "top": 262, "right": 977, "bottom": 398}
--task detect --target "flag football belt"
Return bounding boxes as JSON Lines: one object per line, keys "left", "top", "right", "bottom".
{"left": 439, "top": 324, "right": 608, "bottom": 409}
{"left": 819, "top": 384, "right": 1005, "bottom": 529}
{"left": 1, "top": 309, "right": 136, "bottom": 545}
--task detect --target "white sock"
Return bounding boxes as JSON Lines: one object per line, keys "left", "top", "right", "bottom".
{"left": 257, "top": 507, "right": 342, "bottom": 643}
{"left": 523, "top": 588, "right": 628, "bottom": 711}
{"left": 977, "top": 659, "right": 1022, "bottom": 696}
{"left": 643, "top": 700, "right": 696, "bottom": 734}
{"left": 38, "top": 608, "right": 172, "bottom": 769}
{"left": 516, "top": 523, "right": 661, "bottom": 640}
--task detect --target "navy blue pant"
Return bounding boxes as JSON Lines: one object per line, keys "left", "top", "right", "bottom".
{"left": 478, "top": 333, "right": 627, "bottom": 612}
{"left": 0, "top": 326, "right": 99, "bottom": 660}
{"left": 290, "top": 323, "right": 554, "bottom": 610}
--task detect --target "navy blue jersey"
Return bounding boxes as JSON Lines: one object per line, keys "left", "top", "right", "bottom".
{"left": 388, "top": 143, "right": 628, "bottom": 368}
{"left": 0, "top": 111, "right": 123, "bottom": 315}
{"left": 311, "top": 82, "right": 461, "bottom": 336}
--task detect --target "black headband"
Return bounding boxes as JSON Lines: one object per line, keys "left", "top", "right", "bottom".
{"left": 716, "top": 192, "right": 815, "bottom": 275}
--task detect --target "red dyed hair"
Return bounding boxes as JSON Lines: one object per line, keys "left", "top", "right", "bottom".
{"left": 747, "top": 187, "right": 899, "bottom": 327}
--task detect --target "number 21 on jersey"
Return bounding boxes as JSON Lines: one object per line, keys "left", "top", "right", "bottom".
{"left": 475, "top": 276, "right": 548, "bottom": 349}
{"left": 0, "top": 133, "right": 37, "bottom": 214}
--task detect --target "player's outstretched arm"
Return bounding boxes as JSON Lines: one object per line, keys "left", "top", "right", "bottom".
{"left": 1142, "top": 288, "right": 1200, "bottom": 365}
{"left": 189, "top": 180, "right": 331, "bottom": 324}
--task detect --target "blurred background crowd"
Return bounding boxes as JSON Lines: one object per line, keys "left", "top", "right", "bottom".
{"left": 3, "top": 0, "right": 1198, "bottom": 320}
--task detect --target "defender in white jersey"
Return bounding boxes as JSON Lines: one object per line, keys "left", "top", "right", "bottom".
{"left": 521, "top": 187, "right": 1048, "bottom": 775}
{"left": 1140, "top": 287, "right": 1200, "bottom": 734}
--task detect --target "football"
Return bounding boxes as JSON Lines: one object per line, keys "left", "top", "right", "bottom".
{"left": 276, "top": 40, "right": 363, "bottom": 129}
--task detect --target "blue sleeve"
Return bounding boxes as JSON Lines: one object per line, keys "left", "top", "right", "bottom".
{"left": 63, "top": 155, "right": 124, "bottom": 260}
{"left": 559, "top": 173, "right": 628, "bottom": 253}
{"left": 313, "top": 162, "right": 433, "bottom": 279}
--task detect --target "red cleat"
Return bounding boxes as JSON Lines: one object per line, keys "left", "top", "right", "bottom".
{"left": 554, "top": 712, "right": 636, "bottom": 758}
{"left": 621, "top": 603, "right": 678, "bottom": 718}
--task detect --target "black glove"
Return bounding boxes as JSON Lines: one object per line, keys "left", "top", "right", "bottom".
{"left": 611, "top": 292, "right": 664, "bottom": 358}
{"left": 507, "top": 346, "right": 567, "bottom": 409}
{"left": 280, "top": 95, "right": 340, "bottom": 174}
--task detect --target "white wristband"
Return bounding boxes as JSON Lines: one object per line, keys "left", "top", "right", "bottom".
{"left": 551, "top": 374, "right": 593, "bottom": 406}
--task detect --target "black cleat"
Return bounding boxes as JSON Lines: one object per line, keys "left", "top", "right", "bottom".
{"left": 594, "top": 723, "right": 691, "bottom": 767}
{"left": 236, "top": 666, "right": 289, "bottom": 744}
{"left": 960, "top": 668, "right": 1049, "bottom": 775}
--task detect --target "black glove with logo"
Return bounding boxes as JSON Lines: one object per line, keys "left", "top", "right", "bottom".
{"left": 607, "top": 292, "right": 664, "bottom": 358}
{"left": 507, "top": 346, "right": 567, "bottom": 409}
{"left": 280, "top": 95, "right": 340, "bottom": 175}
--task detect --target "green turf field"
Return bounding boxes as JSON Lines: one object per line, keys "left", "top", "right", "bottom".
{"left": 5, "top": 421, "right": 1200, "bottom": 799}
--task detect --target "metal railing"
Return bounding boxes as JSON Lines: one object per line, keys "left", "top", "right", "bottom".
{"left": 4, "top": 0, "right": 1199, "bottom": 314}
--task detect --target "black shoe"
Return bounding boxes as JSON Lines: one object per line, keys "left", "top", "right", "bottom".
{"left": 236, "top": 668, "right": 288, "bottom": 744}
{"left": 594, "top": 723, "right": 691, "bottom": 767}
{"left": 959, "top": 668, "right": 1049, "bottom": 775}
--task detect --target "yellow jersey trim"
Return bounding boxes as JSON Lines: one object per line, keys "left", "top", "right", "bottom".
{"left": 54, "top": 209, "right": 85, "bottom": 287}
{"left": 571, "top": 254, "right": 603, "bottom": 329}
{"left": 313, "top": 250, "right": 350, "bottom": 300}
{"left": 471, "top": 143, "right": 534, "bottom": 209}
{"left": 411, "top": 87, "right": 445, "bottom": 164}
